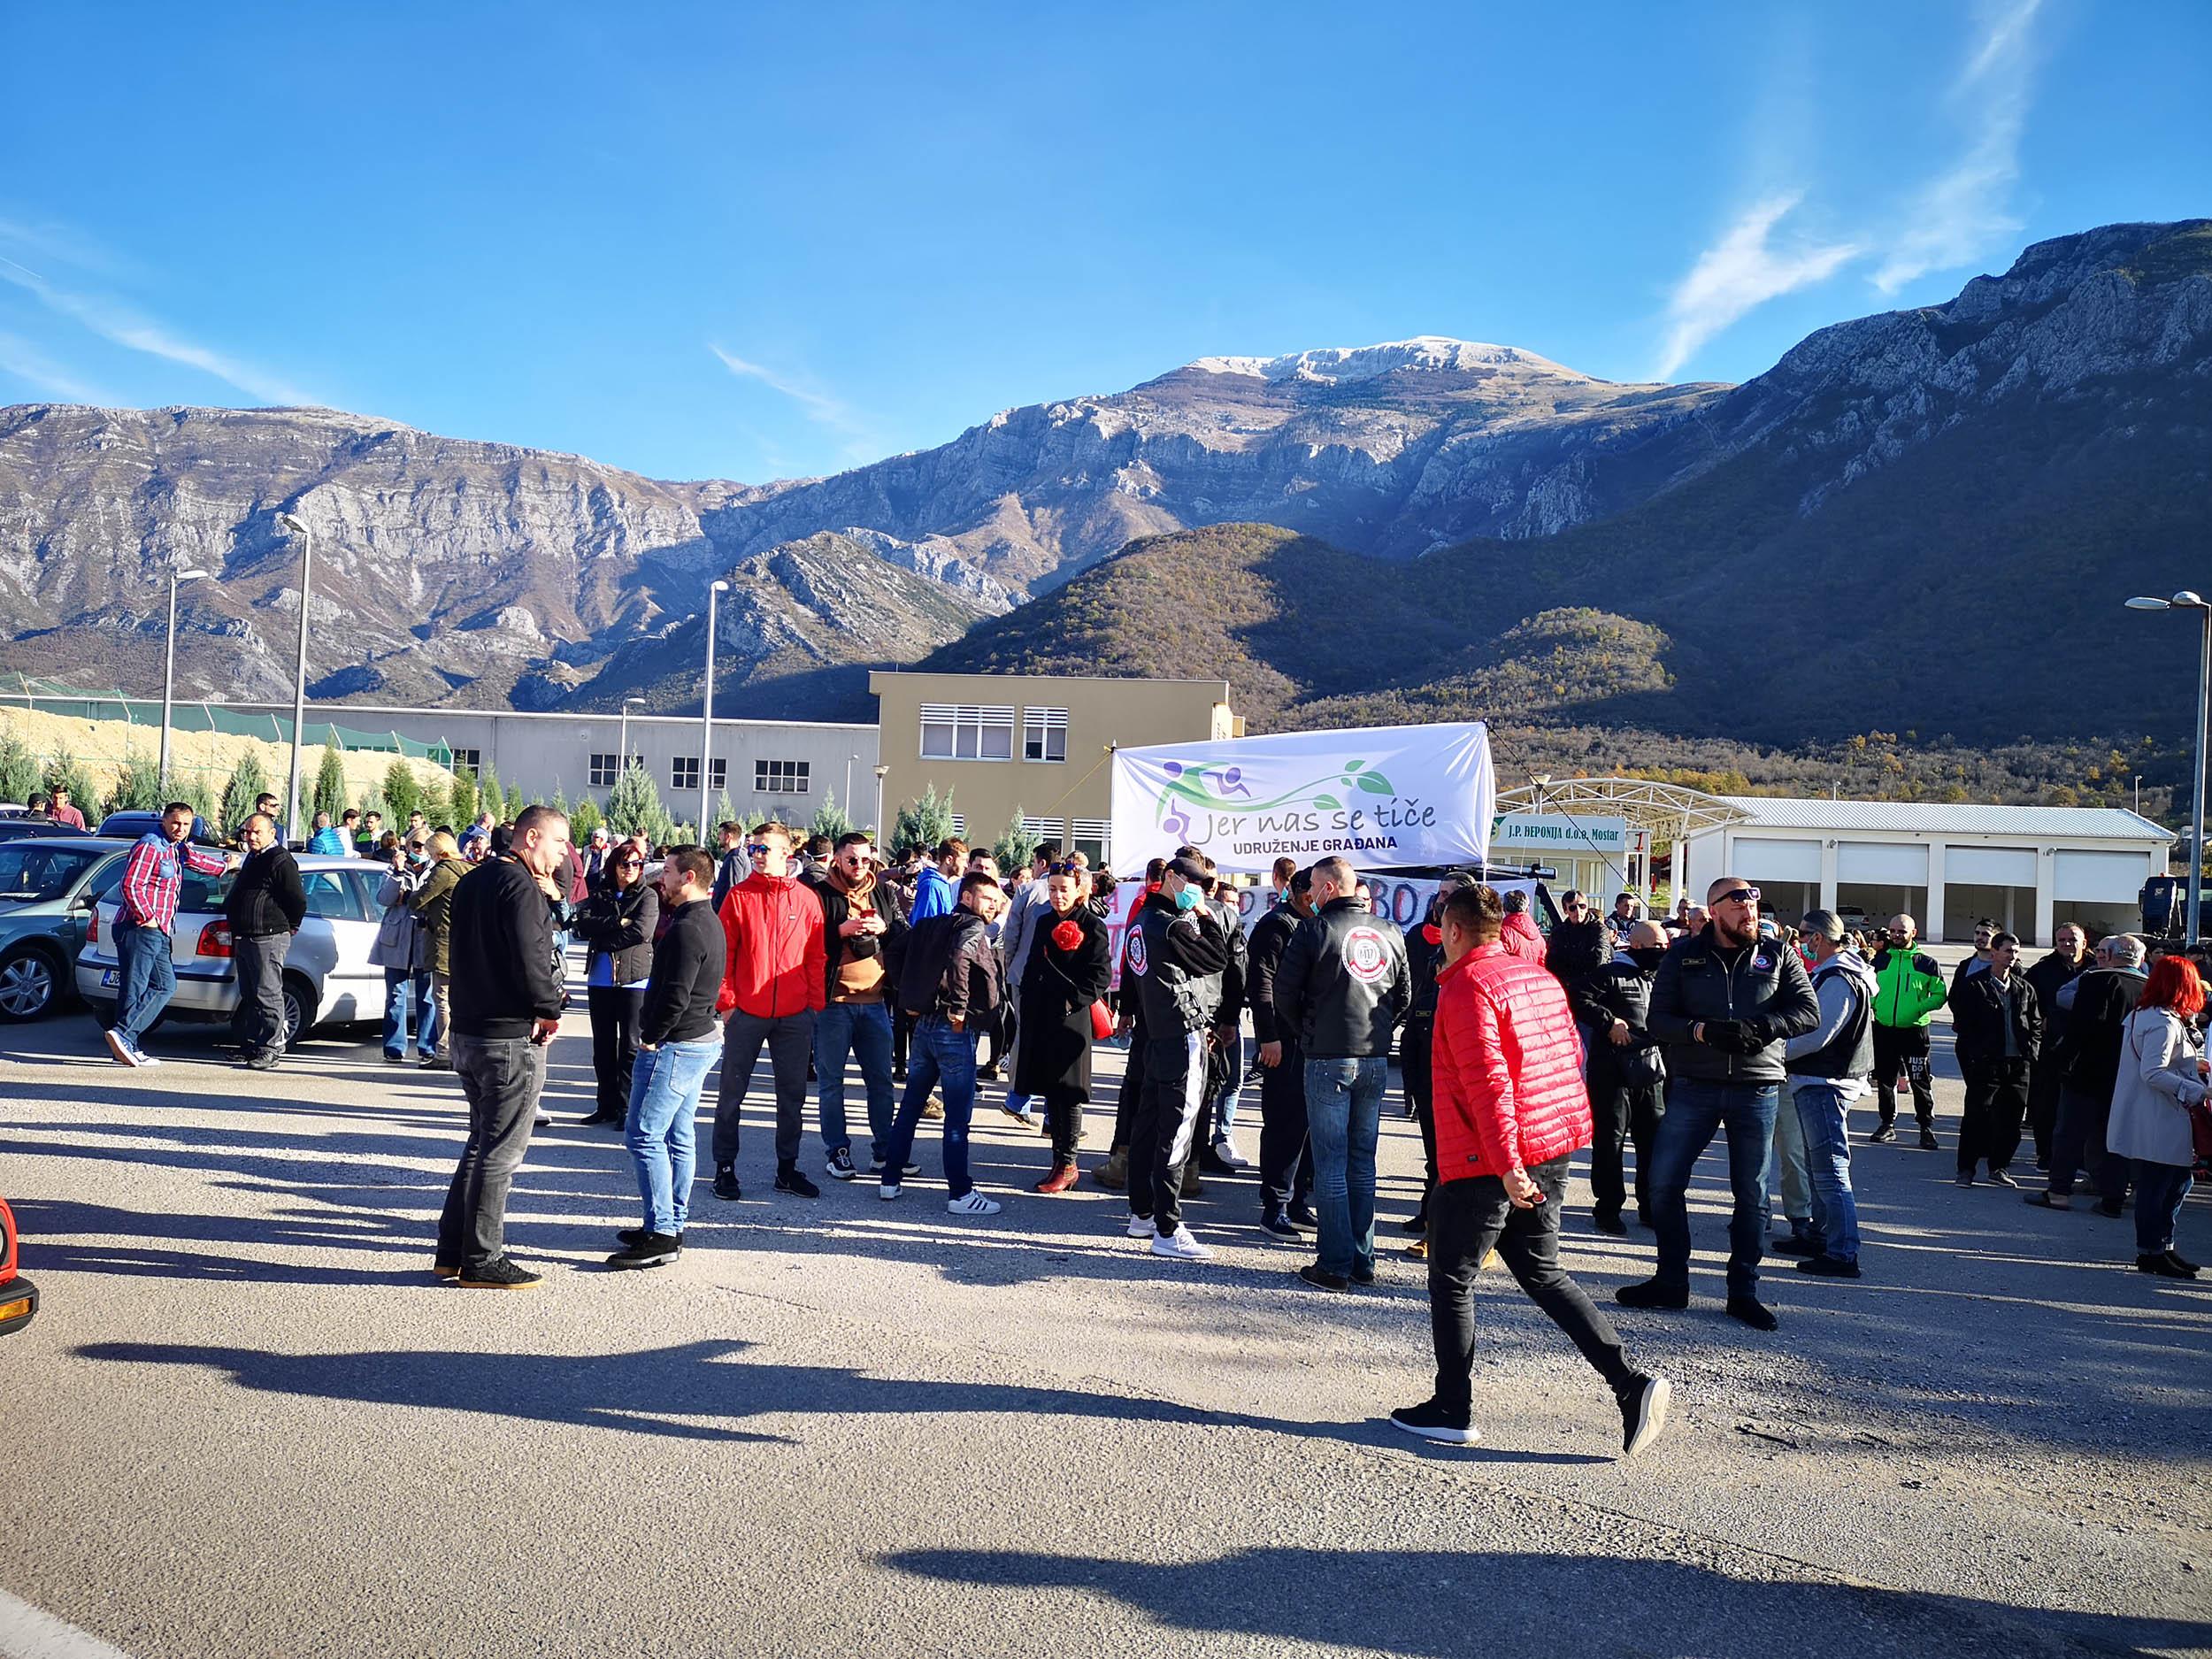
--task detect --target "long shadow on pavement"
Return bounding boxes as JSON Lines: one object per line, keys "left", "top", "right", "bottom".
{"left": 882, "top": 1546, "right": 2212, "bottom": 1659}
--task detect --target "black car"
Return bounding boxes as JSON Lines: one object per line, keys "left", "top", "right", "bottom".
{"left": 97, "top": 810, "right": 217, "bottom": 844}
{"left": 0, "top": 818, "right": 78, "bottom": 842}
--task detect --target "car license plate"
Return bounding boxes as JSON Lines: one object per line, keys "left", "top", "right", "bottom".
{"left": 99, "top": 969, "right": 120, "bottom": 988}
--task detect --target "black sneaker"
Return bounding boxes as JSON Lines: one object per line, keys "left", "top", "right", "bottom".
{"left": 712, "top": 1166, "right": 742, "bottom": 1202}
{"left": 825, "top": 1147, "right": 858, "bottom": 1181}
{"left": 606, "top": 1233, "right": 682, "bottom": 1270}
{"left": 1985, "top": 1169, "right": 2020, "bottom": 1189}
{"left": 1286, "top": 1202, "right": 1319, "bottom": 1229}
{"left": 1867, "top": 1124, "right": 1897, "bottom": 1144}
{"left": 616, "top": 1227, "right": 684, "bottom": 1248}
{"left": 1389, "top": 1397, "right": 1478, "bottom": 1445}
{"left": 577, "top": 1110, "right": 625, "bottom": 1128}
{"left": 1615, "top": 1279, "right": 1689, "bottom": 1310}
{"left": 1619, "top": 1374, "right": 1672, "bottom": 1458}
{"left": 457, "top": 1256, "right": 542, "bottom": 1289}
{"left": 1196, "top": 1149, "right": 1237, "bottom": 1177}
{"left": 1724, "top": 1294, "right": 1778, "bottom": 1332}
{"left": 1796, "top": 1254, "right": 1863, "bottom": 1279}
{"left": 1769, "top": 1232, "right": 1819, "bottom": 1257}
{"left": 1918, "top": 1128, "right": 1939, "bottom": 1151}
{"left": 1398, "top": 1211, "right": 1428, "bottom": 1235}
{"left": 1258, "top": 1212, "right": 1303, "bottom": 1240}
{"left": 1297, "top": 1263, "right": 1350, "bottom": 1292}
{"left": 774, "top": 1165, "right": 821, "bottom": 1199}
{"left": 1349, "top": 1260, "right": 1376, "bottom": 1286}
{"left": 1591, "top": 1209, "right": 1627, "bottom": 1236}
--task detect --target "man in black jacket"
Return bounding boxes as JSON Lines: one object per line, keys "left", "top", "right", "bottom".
{"left": 1947, "top": 931, "right": 2042, "bottom": 1188}
{"left": 607, "top": 847, "right": 726, "bottom": 1270}
{"left": 878, "top": 872, "right": 1007, "bottom": 1214}
{"left": 224, "top": 812, "right": 305, "bottom": 1071}
{"left": 434, "top": 804, "right": 571, "bottom": 1289}
{"left": 1249, "top": 866, "right": 1319, "bottom": 1239}
{"left": 1274, "top": 855, "right": 1413, "bottom": 1291}
{"left": 2037, "top": 932, "right": 2145, "bottom": 1213}
{"left": 1125, "top": 856, "right": 1233, "bottom": 1260}
{"left": 1576, "top": 919, "right": 1670, "bottom": 1234}
{"left": 1619, "top": 876, "right": 1819, "bottom": 1332}
{"left": 2021, "top": 924, "right": 2089, "bottom": 1167}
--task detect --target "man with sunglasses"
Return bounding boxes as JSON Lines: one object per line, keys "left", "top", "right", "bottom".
{"left": 805, "top": 831, "right": 909, "bottom": 1181}
{"left": 710, "top": 821, "right": 828, "bottom": 1203}
{"left": 1619, "top": 875, "right": 1818, "bottom": 1332}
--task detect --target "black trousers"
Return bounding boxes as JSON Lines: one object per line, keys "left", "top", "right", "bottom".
{"left": 1040, "top": 1082, "right": 1084, "bottom": 1163}
{"left": 1258, "top": 1036, "right": 1312, "bottom": 1214}
{"left": 1402, "top": 1014, "right": 1436, "bottom": 1199}
{"left": 1427, "top": 1155, "right": 1635, "bottom": 1418}
{"left": 2026, "top": 1052, "right": 2065, "bottom": 1166}
{"left": 1589, "top": 1072, "right": 1663, "bottom": 1219}
{"left": 1111, "top": 1015, "right": 1148, "bottom": 1151}
{"left": 1873, "top": 1025, "right": 1934, "bottom": 1129}
{"left": 587, "top": 984, "right": 644, "bottom": 1119}
{"left": 893, "top": 1007, "right": 913, "bottom": 1075}
{"left": 2047, "top": 1082, "right": 2132, "bottom": 1203}
{"left": 1128, "top": 1028, "right": 1205, "bottom": 1237}
{"left": 1959, "top": 1058, "right": 2031, "bottom": 1175}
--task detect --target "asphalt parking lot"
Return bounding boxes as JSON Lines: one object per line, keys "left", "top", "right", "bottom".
{"left": 1, "top": 987, "right": 2207, "bottom": 1659}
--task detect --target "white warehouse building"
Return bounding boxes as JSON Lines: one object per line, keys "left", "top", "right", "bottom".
{"left": 1681, "top": 798, "right": 2173, "bottom": 946}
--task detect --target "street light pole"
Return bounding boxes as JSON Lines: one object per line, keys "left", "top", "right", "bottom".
{"left": 619, "top": 696, "right": 647, "bottom": 779}
{"left": 2125, "top": 590, "right": 2211, "bottom": 944}
{"left": 274, "top": 513, "right": 314, "bottom": 844}
{"left": 159, "top": 565, "right": 211, "bottom": 790}
{"left": 700, "top": 580, "right": 728, "bottom": 836}
{"left": 873, "top": 763, "right": 888, "bottom": 841}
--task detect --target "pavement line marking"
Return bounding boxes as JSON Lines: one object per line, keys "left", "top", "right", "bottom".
{"left": 0, "top": 1591, "right": 134, "bottom": 1659}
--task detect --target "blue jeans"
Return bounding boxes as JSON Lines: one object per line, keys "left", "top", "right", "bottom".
{"left": 113, "top": 919, "right": 175, "bottom": 1048}
{"left": 1647, "top": 1078, "right": 1778, "bottom": 1296}
{"left": 879, "top": 1015, "right": 979, "bottom": 1196}
{"left": 383, "top": 967, "right": 437, "bottom": 1057}
{"left": 1790, "top": 1081, "right": 1861, "bottom": 1262}
{"left": 1214, "top": 1034, "right": 1247, "bottom": 1136}
{"left": 816, "top": 1000, "right": 895, "bottom": 1155}
{"left": 626, "top": 1033, "right": 718, "bottom": 1236}
{"left": 1304, "top": 1055, "right": 1386, "bottom": 1277}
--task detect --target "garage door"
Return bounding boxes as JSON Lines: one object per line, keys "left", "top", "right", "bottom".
{"left": 2054, "top": 849, "right": 2154, "bottom": 903}
{"left": 1838, "top": 842, "right": 1926, "bottom": 886}
{"left": 1735, "top": 838, "right": 1819, "bottom": 882}
{"left": 1947, "top": 846, "right": 2037, "bottom": 886}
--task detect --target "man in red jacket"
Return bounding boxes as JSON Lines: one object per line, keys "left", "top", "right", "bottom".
{"left": 710, "top": 821, "right": 828, "bottom": 1203}
{"left": 1393, "top": 882, "right": 1671, "bottom": 1455}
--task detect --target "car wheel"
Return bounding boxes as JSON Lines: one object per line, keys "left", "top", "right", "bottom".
{"left": 0, "top": 944, "right": 62, "bottom": 1022}
{"left": 280, "top": 973, "right": 318, "bottom": 1050}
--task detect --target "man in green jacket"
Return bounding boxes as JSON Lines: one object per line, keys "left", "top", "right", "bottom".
{"left": 1869, "top": 913, "right": 1948, "bottom": 1148}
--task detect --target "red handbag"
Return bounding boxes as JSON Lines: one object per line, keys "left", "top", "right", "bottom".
{"left": 1089, "top": 1001, "right": 1115, "bottom": 1041}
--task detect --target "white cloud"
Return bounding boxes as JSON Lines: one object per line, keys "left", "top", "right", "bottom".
{"left": 0, "top": 328, "right": 117, "bottom": 405}
{"left": 1871, "top": 0, "right": 2041, "bottom": 295}
{"left": 0, "top": 246, "right": 318, "bottom": 406}
{"left": 1653, "top": 194, "right": 1862, "bottom": 380}
{"left": 709, "top": 345, "right": 879, "bottom": 467}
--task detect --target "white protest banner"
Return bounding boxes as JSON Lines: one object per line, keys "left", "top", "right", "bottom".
{"left": 1234, "top": 873, "right": 1535, "bottom": 936}
{"left": 1110, "top": 722, "right": 1494, "bottom": 878}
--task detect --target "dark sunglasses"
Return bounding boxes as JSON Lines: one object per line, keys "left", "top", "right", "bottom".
{"left": 1046, "top": 862, "right": 1080, "bottom": 877}
{"left": 747, "top": 843, "right": 772, "bottom": 856}
{"left": 615, "top": 856, "right": 644, "bottom": 869}
{"left": 1714, "top": 887, "right": 1761, "bottom": 906}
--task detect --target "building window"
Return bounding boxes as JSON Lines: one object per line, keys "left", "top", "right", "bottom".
{"left": 588, "top": 752, "right": 624, "bottom": 787}
{"left": 672, "top": 757, "right": 699, "bottom": 793}
{"left": 1071, "top": 818, "right": 1110, "bottom": 868}
{"left": 755, "top": 759, "right": 810, "bottom": 795}
{"left": 919, "top": 703, "right": 1015, "bottom": 762}
{"left": 1021, "top": 815, "right": 1064, "bottom": 840}
{"left": 1023, "top": 707, "right": 1068, "bottom": 763}
{"left": 946, "top": 813, "right": 967, "bottom": 838}
{"left": 450, "top": 748, "right": 482, "bottom": 778}
{"left": 708, "top": 757, "right": 727, "bottom": 793}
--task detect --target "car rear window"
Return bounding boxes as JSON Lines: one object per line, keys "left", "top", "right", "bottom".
{"left": 303, "top": 871, "right": 366, "bottom": 923}
{"left": 0, "top": 845, "right": 100, "bottom": 902}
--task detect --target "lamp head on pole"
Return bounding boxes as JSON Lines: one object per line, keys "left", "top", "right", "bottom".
{"left": 710, "top": 580, "right": 730, "bottom": 595}
{"left": 274, "top": 512, "right": 308, "bottom": 536}
{"left": 174, "top": 566, "right": 210, "bottom": 584}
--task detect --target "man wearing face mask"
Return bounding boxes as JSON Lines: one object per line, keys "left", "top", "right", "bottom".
{"left": 1619, "top": 875, "right": 1818, "bottom": 1332}
{"left": 1125, "top": 856, "right": 1233, "bottom": 1260}
{"left": 1574, "top": 919, "right": 1670, "bottom": 1234}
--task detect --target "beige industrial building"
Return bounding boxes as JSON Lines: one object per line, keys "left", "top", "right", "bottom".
{"left": 870, "top": 670, "right": 1237, "bottom": 864}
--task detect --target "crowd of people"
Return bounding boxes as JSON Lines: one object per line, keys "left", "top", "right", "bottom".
{"left": 81, "top": 799, "right": 2208, "bottom": 1452}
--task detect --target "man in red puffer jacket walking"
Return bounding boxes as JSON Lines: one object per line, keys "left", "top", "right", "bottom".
{"left": 1391, "top": 883, "right": 1671, "bottom": 1456}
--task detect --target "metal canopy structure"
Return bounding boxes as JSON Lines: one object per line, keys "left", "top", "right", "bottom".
{"left": 1493, "top": 775, "right": 1752, "bottom": 902}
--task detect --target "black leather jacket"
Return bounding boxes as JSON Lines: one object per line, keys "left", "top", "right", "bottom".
{"left": 1129, "top": 890, "right": 1231, "bottom": 1034}
{"left": 1272, "top": 897, "right": 1412, "bottom": 1060}
{"left": 1247, "top": 905, "right": 1302, "bottom": 1046}
{"left": 575, "top": 879, "right": 658, "bottom": 986}
{"left": 1647, "top": 924, "right": 1819, "bottom": 1085}
{"left": 1948, "top": 970, "right": 2043, "bottom": 1072}
{"left": 896, "top": 909, "right": 1002, "bottom": 1024}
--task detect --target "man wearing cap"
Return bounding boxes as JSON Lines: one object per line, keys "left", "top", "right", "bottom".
{"left": 1619, "top": 875, "right": 1818, "bottom": 1332}
{"left": 1781, "top": 910, "right": 1878, "bottom": 1279}
{"left": 1124, "top": 855, "right": 1233, "bottom": 1260}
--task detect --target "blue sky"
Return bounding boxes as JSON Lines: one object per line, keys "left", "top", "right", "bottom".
{"left": 2, "top": 1, "right": 2206, "bottom": 484}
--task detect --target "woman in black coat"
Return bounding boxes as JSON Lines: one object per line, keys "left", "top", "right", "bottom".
{"left": 572, "top": 849, "right": 660, "bottom": 1128}
{"left": 1015, "top": 864, "right": 1112, "bottom": 1193}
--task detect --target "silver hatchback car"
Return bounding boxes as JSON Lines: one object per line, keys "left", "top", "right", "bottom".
{"left": 74, "top": 854, "right": 390, "bottom": 1047}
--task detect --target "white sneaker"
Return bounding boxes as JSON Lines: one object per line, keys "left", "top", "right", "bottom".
{"left": 879, "top": 1182, "right": 902, "bottom": 1202}
{"left": 1211, "top": 1135, "right": 1248, "bottom": 1170}
{"left": 1150, "top": 1225, "right": 1212, "bottom": 1261}
{"left": 1125, "top": 1213, "right": 1157, "bottom": 1240}
{"left": 947, "top": 1191, "right": 1001, "bottom": 1217}
{"left": 132, "top": 1048, "right": 162, "bottom": 1068}
{"left": 104, "top": 1030, "right": 141, "bottom": 1068}
{"left": 534, "top": 1110, "right": 551, "bottom": 1126}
